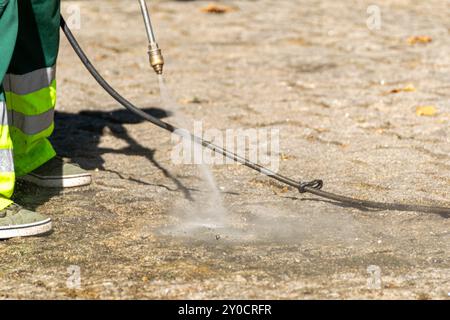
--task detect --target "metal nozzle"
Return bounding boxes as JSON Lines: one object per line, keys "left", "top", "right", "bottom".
{"left": 138, "top": 0, "right": 164, "bottom": 75}
{"left": 148, "top": 43, "right": 164, "bottom": 75}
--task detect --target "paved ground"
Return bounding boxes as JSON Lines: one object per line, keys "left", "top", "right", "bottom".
{"left": 0, "top": 0, "right": 449, "bottom": 299}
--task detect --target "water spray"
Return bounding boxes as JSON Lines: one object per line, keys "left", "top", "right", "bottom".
{"left": 59, "top": 5, "right": 450, "bottom": 216}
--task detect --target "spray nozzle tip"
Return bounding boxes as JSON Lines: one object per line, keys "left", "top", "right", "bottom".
{"left": 153, "top": 64, "right": 163, "bottom": 75}
{"left": 148, "top": 43, "right": 164, "bottom": 76}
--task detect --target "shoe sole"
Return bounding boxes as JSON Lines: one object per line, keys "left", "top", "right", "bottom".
{"left": 19, "top": 173, "right": 92, "bottom": 188}
{"left": 0, "top": 218, "right": 52, "bottom": 240}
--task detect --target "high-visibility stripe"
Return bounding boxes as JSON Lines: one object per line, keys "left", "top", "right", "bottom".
{"left": 11, "top": 133, "right": 56, "bottom": 177}
{"left": 5, "top": 80, "right": 56, "bottom": 116}
{"left": 1, "top": 100, "right": 53, "bottom": 135}
{"left": 0, "top": 124, "right": 13, "bottom": 150}
{"left": 3, "top": 66, "right": 56, "bottom": 95}
{"left": 9, "top": 123, "right": 54, "bottom": 157}
{"left": 0, "top": 197, "right": 14, "bottom": 211}
{"left": 0, "top": 101, "right": 8, "bottom": 126}
{"left": 10, "top": 108, "right": 54, "bottom": 136}
{"left": 0, "top": 171, "right": 15, "bottom": 205}
{"left": 0, "top": 149, "right": 14, "bottom": 173}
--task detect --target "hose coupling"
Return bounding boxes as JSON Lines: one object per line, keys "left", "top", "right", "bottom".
{"left": 298, "top": 179, "right": 323, "bottom": 193}
{"left": 148, "top": 42, "right": 164, "bottom": 75}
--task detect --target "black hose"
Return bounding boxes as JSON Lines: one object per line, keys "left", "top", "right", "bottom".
{"left": 60, "top": 17, "right": 450, "bottom": 216}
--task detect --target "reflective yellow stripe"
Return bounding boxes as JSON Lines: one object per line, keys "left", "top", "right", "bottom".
{"left": 10, "top": 123, "right": 54, "bottom": 154}
{"left": 11, "top": 127, "right": 56, "bottom": 177}
{"left": 0, "top": 125, "right": 13, "bottom": 150}
{"left": 5, "top": 80, "right": 56, "bottom": 115}
{"left": 0, "top": 197, "right": 13, "bottom": 211}
{"left": 2, "top": 98, "right": 54, "bottom": 135}
{"left": 0, "top": 172, "right": 15, "bottom": 205}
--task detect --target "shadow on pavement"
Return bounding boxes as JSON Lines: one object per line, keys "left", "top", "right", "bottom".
{"left": 14, "top": 106, "right": 195, "bottom": 210}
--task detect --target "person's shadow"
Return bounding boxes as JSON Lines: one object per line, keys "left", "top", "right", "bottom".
{"left": 14, "top": 108, "right": 449, "bottom": 217}
{"left": 14, "top": 107, "right": 194, "bottom": 210}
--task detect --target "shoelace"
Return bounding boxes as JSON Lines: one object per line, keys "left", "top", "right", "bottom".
{"left": 0, "top": 203, "right": 21, "bottom": 218}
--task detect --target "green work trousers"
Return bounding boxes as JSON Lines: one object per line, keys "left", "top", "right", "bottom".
{"left": 0, "top": 0, "right": 60, "bottom": 210}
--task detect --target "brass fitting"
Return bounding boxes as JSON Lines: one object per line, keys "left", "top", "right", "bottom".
{"left": 148, "top": 43, "right": 164, "bottom": 75}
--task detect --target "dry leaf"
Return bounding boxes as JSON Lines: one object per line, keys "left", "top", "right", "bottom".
{"left": 407, "top": 36, "right": 432, "bottom": 45}
{"left": 416, "top": 105, "right": 437, "bottom": 117}
{"left": 389, "top": 83, "right": 416, "bottom": 94}
{"left": 402, "top": 84, "right": 416, "bottom": 92}
{"left": 179, "top": 97, "right": 208, "bottom": 105}
{"left": 200, "top": 4, "right": 237, "bottom": 14}
{"left": 281, "top": 186, "right": 289, "bottom": 193}
{"left": 273, "top": 186, "right": 289, "bottom": 195}
{"left": 280, "top": 153, "right": 295, "bottom": 161}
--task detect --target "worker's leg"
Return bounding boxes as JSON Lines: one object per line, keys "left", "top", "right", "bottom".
{"left": 0, "top": 0, "right": 18, "bottom": 210}
{"left": 0, "top": 0, "right": 53, "bottom": 239}
{"left": 5, "top": 0, "right": 91, "bottom": 188}
{"left": 4, "top": 0, "right": 60, "bottom": 177}
{"left": 0, "top": 91, "right": 15, "bottom": 210}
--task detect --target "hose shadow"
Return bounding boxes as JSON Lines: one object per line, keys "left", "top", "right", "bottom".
{"left": 14, "top": 106, "right": 195, "bottom": 210}
{"left": 49, "top": 106, "right": 194, "bottom": 200}
{"left": 282, "top": 195, "right": 450, "bottom": 218}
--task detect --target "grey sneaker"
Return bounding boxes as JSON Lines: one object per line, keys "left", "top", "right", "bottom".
{"left": 19, "top": 157, "right": 92, "bottom": 188}
{"left": 0, "top": 203, "right": 52, "bottom": 239}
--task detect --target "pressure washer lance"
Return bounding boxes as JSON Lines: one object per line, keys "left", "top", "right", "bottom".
{"left": 60, "top": 16, "right": 450, "bottom": 216}
{"left": 138, "top": 0, "right": 164, "bottom": 75}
